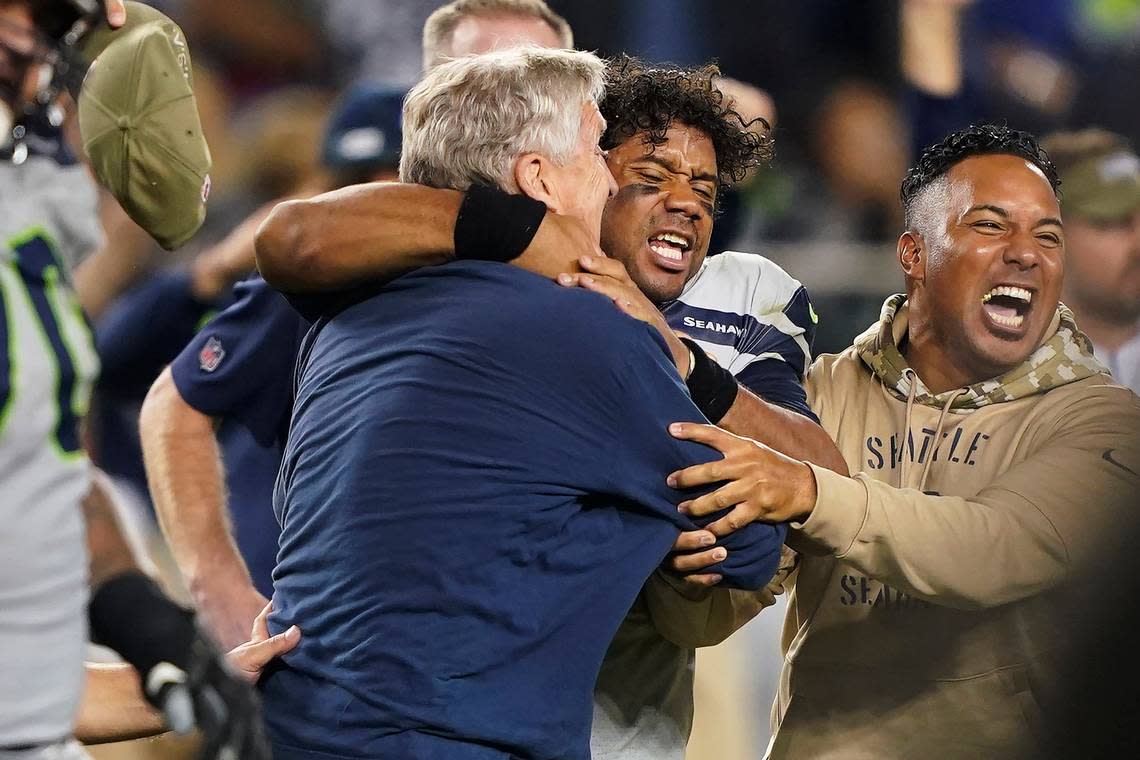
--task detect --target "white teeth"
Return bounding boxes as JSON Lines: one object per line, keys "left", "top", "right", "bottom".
{"left": 981, "top": 285, "right": 1033, "bottom": 304}
{"left": 988, "top": 312, "right": 1025, "bottom": 328}
{"left": 650, "top": 232, "right": 690, "bottom": 250}
{"left": 650, "top": 243, "right": 683, "bottom": 260}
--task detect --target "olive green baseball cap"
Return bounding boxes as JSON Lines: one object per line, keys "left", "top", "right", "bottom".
{"left": 76, "top": 1, "right": 211, "bottom": 250}
{"left": 1060, "top": 149, "right": 1140, "bottom": 224}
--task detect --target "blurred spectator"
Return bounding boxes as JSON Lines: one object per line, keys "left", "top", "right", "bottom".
{"left": 727, "top": 77, "right": 908, "bottom": 246}
{"left": 228, "top": 86, "right": 333, "bottom": 203}
{"left": 813, "top": 79, "right": 908, "bottom": 239}
{"left": 901, "top": 0, "right": 1140, "bottom": 154}
{"left": 900, "top": 0, "right": 973, "bottom": 155}
{"left": 321, "top": 83, "right": 407, "bottom": 187}
{"left": 422, "top": 0, "right": 572, "bottom": 69}
{"left": 319, "top": 0, "right": 579, "bottom": 89}
{"left": 321, "top": 1, "right": 440, "bottom": 86}
{"left": 1042, "top": 128, "right": 1140, "bottom": 393}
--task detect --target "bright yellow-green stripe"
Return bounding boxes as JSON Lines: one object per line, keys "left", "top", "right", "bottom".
{"left": 6, "top": 227, "right": 86, "bottom": 461}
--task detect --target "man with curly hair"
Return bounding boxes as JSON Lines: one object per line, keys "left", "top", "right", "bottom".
{"left": 662, "top": 124, "right": 1140, "bottom": 757}
{"left": 229, "top": 45, "right": 792, "bottom": 760}
{"left": 256, "top": 56, "right": 846, "bottom": 759}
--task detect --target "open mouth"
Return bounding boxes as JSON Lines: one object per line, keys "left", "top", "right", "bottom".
{"left": 646, "top": 231, "right": 693, "bottom": 273}
{"left": 981, "top": 285, "right": 1033, "bottom": 333}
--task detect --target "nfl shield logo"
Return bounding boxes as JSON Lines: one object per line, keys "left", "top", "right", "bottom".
{"left": 199, "top": 336, "right": 225, "bottom": 372}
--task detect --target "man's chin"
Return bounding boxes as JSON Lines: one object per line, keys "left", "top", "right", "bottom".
{"left": 968, "top": 334, "right": 1039, "bottom": 380}
{"left": 632, "top": 271, "right": 685, "bottom": 305}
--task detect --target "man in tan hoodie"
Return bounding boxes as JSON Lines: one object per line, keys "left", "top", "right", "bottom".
{"left": 668, "top": 124, "right": 1140, "bottom": 759}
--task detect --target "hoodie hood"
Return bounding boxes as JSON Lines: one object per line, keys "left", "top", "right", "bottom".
{"left": 855, "top": 293, "right": 1108, "bottom": 410}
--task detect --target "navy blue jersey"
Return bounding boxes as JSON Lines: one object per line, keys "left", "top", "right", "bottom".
{"left": 262, "top": 262, "right": 784, "bottom": 760}
{"left": 168, "top": 276, "right": 308, "bottom": 596}
{"left": 94, "top": 271, "right": 229, "bottom": 503}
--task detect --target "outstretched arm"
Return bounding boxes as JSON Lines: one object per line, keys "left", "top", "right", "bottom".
{"left": 900, "top": 0, "right": 972, "bottom": 97}
{"left": 669, "top": 392, "right": 1140, "bottom": 610}
{"left": 254, "top": 184, "right": 460, "bottom": 293}
{"left": 141, "top": 368, "right": 268, "bottom": 650}
{"left": 254, "top": 183, "right": 602, "bottom": 294}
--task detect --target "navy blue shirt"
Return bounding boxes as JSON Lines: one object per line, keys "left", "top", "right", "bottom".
{"left": 168, "top": 276, "right": 308, "bottom": 597}
{"left": 262, "top": 262, "right": 784, "bottom": 760}
{"left": 93, "top": 270, "right": 230, "bottom": 504}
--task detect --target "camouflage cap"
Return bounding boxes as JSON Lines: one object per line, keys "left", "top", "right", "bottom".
{"left": 1060, "top": 149, "right": 1140, "bottom": 224}
{"left": 76, "top": 1, "right": 211, "bottom": 250}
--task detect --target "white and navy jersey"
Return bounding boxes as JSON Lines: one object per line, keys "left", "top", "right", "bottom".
{"left": 0, "top": 148, "right": 102, "bottom": 746}
{"left": 664, "top": 249, "right": 816, "bottom": 421}
{"left": 592, "top": 250, "right": 818, "bottom": 760}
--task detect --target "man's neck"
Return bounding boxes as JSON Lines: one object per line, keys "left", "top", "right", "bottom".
{"left": 901, "top": 298, "right": 1004, "bottom": 394}
{"left": 901, "top": 327, "right": 976, "bottom": 395}
{"left": 1072, "top": 309, "right": 1140, "bottom": 353}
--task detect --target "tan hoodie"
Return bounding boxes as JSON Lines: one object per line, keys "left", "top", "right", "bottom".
{"left": 767, "top": 294, "right": 1140, "bottom": 759}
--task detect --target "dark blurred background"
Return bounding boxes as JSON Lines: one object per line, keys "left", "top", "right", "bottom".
{"left": 110, "top": 0, "right": 1137, "bottom": 356}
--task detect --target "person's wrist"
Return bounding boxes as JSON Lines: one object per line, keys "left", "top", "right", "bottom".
{"left": 186, "top": 560, "right": 253, "bottom": 601}
{"left": 666, "top": 331, "right": 692, "bottom": 379}
{"left": 454, "top": 185, "right": 547, "bottom": 262}
{"left": 787, "top": 462, "right": 818, "bottom": 523}
{"left": 655, "top": 568, "right": 715, "bottom": 601}
{"left": 679, "top": 337, "right": 738, "bottom": 423}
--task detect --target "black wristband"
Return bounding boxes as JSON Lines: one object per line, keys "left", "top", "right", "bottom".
{"left": 453, "top": 184, "right": 547, "bottom": 262}
{"left": 680, "top": 337, "right": 739, "bottom": 423}
{"left": 89, "top": 572, "right": 196, "bottom": 680}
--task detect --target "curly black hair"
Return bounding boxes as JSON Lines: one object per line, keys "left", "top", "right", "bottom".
{"left": 598, "top": 55, "right": 773, "bottom": 187}
{"left": 901, "top": 124, "right": 1060, "bottom": 226}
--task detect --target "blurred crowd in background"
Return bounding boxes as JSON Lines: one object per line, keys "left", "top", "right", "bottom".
{"left": 78, "top": 1, "right": 1140, "bottom": 757}
{"left": 94, "top": 0, "right": 1140, "bottom": 351}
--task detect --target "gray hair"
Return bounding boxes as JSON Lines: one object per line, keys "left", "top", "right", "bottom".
{"left": 422, "top": 0, "right": 574, "bottom": 72}
{"left": 904, "top": 174, "right": 952, "bottom": 245}
{"left": 399, "top": 47, "right": 606, "bottom": 192}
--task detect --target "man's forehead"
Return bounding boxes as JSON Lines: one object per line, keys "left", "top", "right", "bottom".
{"left": 947, "top": 154, "right": 1059, "bottom": 212}
{"left": 615, "top": 123, "right": 718, "bottom": 172}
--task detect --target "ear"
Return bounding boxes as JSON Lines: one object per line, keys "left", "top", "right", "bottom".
{"left": 514, "top": 153, "right": 560, "bottom": 211}
{"left": 898, "top": 231, "right": 926, "bottom": 284}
